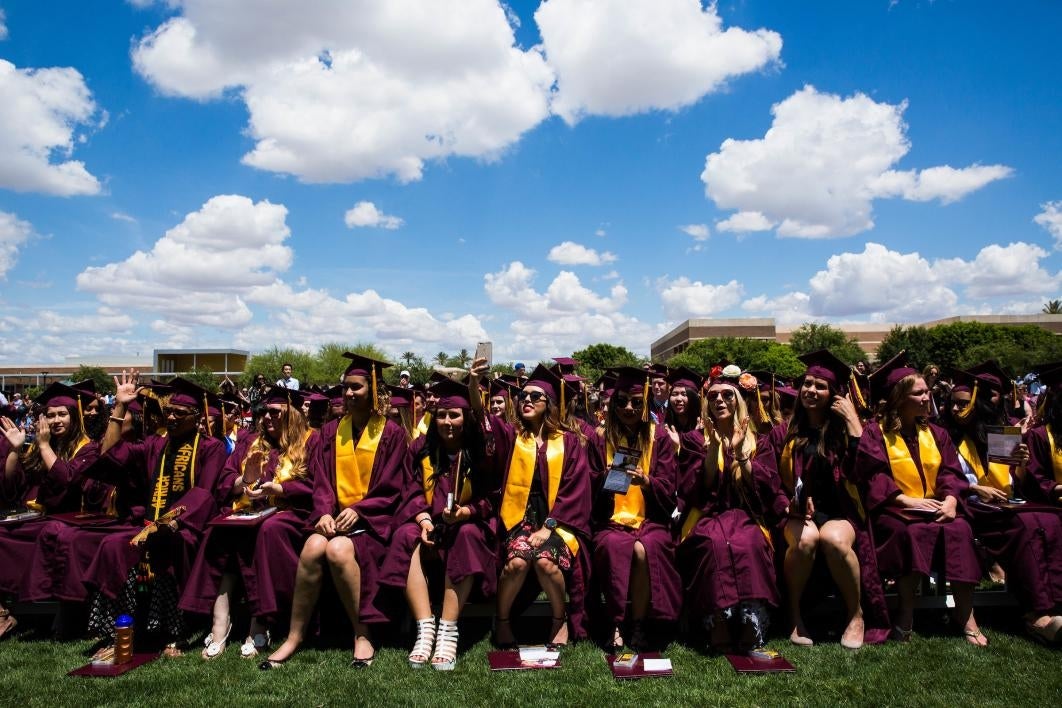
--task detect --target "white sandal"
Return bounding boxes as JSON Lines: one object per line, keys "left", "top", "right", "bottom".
{"left": 431, "top": 619, "right": 459, "bottom": 671}
{"left": 240, "top": 630, "right": 271, "bottom": 658}
{"left": 202, "top": 622, "right": 232, "bottom": 660}
{"left": 408, "top": 616, "right": 436, "bottom": 668}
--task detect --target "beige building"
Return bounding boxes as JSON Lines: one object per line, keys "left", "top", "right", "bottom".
{"left": 0, "top": 348, "right": 249, "bottom": 394}
{"left": 651, "top": 315, "right": 1062, "bottom": 363}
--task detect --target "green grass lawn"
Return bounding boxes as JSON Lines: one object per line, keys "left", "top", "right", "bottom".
{"left": 2, "top": 615, "right": 1060, "bottom": 708}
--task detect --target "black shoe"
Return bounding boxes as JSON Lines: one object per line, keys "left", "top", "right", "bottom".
{"left": 258, "top": 658, "right": 288, "bottom": 670}
{"left": 349, "top": 653, "right": 375, "bottom": 668}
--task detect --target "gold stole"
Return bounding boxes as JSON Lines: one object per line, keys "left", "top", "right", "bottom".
{"left": 151, "top": 434, "right": 199, "bottom": 521}
{"left": 779, "top": 436, "right": 865, "bottom": 521}
{"left": 1045, "top": 426, "right": 1062, "bottom": 484}
{"left": 336, "top": 413, "right": 385, "bottom": 508}
{"left": 679, "top": 444, "right": 723, "bottom": 543}
{"left": 25, "top": 436, "right": 92, "bottom": 513}
{"left": 880, "top": 424, "right": 940, "bottom": 499}
{"left": 421, "top": 454, "right": 472, "bottom": 506}
{"left": 414, "top": 412, "right": 431, "bottom": 440}
{"left": 607, "top": 424, "right": 655, "bottom": 529}
{"left": 499, "top": 433, "right": 578, "bottom": 553}
{"left": 957, "top": 435, "right": 1011, "bottom": 495}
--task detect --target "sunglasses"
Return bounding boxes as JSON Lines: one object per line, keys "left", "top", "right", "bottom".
{"left": 612, "top": 394, "right": 644, "bottom": 410}
{"left": 263, "top": 407, "right": 287, "bottom": 418}
{"left": 517, "top": 391, "right": 549, "bottom": 404}
{"left": 163, "top": 407, "right": 197, "bottom": 418}
{"left": 707, "top": 390, "right": 737, "bottom": 401}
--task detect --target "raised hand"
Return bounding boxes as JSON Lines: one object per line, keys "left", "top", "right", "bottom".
{"left": 0, "top": 416, "right": 26, "bottom": 449}
{"left": 112, "top": 370, "right": 142, "bottom": 407}
{"left": 242, "top": 449, "right": 265, "bottom": 485}
{"left": 729, "top": 416, "right": 749, "bottom": 453}
{"left": 34, "top": 414, "right": 51, "bottom": 446}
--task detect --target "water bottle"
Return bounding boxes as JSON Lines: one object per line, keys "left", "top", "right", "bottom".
{"left": 114, "top": 614, "right": 134, "bottom": 664}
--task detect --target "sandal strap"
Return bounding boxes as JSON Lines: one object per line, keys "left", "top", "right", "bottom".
{"left": 409, "top": 617, "right": 437, "bottom": 660}
{"left": 433, "top": 620, "right": 459, "bottom": 663}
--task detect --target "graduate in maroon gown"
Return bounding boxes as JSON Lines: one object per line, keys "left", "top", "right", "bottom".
{"left": 82, "top": 373, "right": 227, "bottom": 652}
{"left": 260, "top": 353, "right": 408, "bottom": 670}
{"left": 0, "top": 383, "right": 100, "bottom": 638}
{"left": 380, "top": 379, "right": 499, "bottom": 670}
{"left": 473, "top": 361, "right": 592, "bottom": 649}
{"left": 180, "top": 386, "right": 320, "bottom": 659}
{"left": 853, "top": 353, "right": 988, "bottom": 646}
{"left": 663, "top": 368, "right": 706, "bottom": 537}
{"left": 592, "top": 367, "right": 681, "bottom": 652}
{"left": 945, "top": 368, "right": 1062, "bottom": 644}
{"left": 1025, "top": 364, "right": 1062, "bottom": 507}
{"left": 764, "top": 350, "right": 889, "bottom": 650}
{"left": 676, "top": 366, "right": 787, "bottom": 657}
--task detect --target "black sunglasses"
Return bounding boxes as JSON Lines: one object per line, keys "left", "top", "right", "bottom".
{"left": 612, "top": 394, "right": 644, "bottom": 409}
{"left": 517, "top": 391, "right": 549, "bottom": 404}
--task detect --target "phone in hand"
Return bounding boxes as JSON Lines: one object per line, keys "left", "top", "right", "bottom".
{"left": 474, "top": 341, "right": 492, "bottom": 367}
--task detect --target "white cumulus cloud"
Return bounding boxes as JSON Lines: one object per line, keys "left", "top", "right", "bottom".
{"left": 0, "top": 210, "right": 34, "bottom": 279}
{"left": 537, "top": 0, "right": 781, "bottom": 123}
{"left": 702, "top": 86, "right": 1012, "bottom": 238}
{"left": 132, "top": 1, "right": 554, "bottom": 184}
{"left": 679, "top": 223, "right": 709, "bottom": 241}
{"left": 1034, "top": 201, "right": 1062, "bottom": 250}
{"left": 344, "top": 201, "right": 404, "bottom": 230}
{"left": 0, "top": 59, "right": 102, "bottom": 195}
{"left": 546, "top": 240, "right": 616, "bottom": 266}
{"left": 657, "top": 276, "right": 744, "bottom": 320}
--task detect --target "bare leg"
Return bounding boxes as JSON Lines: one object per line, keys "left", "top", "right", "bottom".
{"left": 202, "top": 573, "right": 236, "bottom": 657}
{"left": 440, "top": 575, "right": 474, "bottom": 623}
{"left": 495, "top": 557, "right": 529, "bottom": 645}
{"left": 952, "top": 582, "right": 987, "bottom": 647}
{"left": 265, "top": 534, "right": 327, "bottom": 664}
{"left": 819, "top": 520, "right": 863, "bottom": 648}
{"left": 895, "top": 574, "right": 918, "bottom": 635}
{"left": 405, "top": 545, "right": 432, "bottom": 621}
{"left": 325, "top": 536, "right": 374, "bottom": 661}
{"left": 783, "top": 519, "right": 818, "bottom": 645}
{"left": 533, "top": 557, "right": 568, "bottom": 647}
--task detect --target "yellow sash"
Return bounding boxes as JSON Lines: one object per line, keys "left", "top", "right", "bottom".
{"left": 414, "top": 412, "right": 431, "bottom": 440}
{"left": 881, "top": 424, "right": 940, "bottom": 499}
{"left": 957, "top": 435, "right": 1011, "bottom": 495}
{"left": 1045, "top": 426, "right": 1062, "bottom": 484}
{"left": 26, "top": 436, "right": 92, "bottom": 513}
{"left": 421, "top": 453, "right": 473, "bottom": 506}
{"left": 607, "top": 424, "right": 654, "bottom": 529}
{"left": 336, "top": 413, "right": 385, "bottom": 508}
{"left": 778, "top": 436, "right": 865, "bottom": 521}
{"left": 499, "top": 432, "right": 578, "bottom": 553}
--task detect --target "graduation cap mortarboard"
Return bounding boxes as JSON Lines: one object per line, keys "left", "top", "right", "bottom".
{"left": 387, "top": 385, "right": 415, "bottom": 409}
{"left": 667, "top": 367, "right": 703, "bottom": 392}
{"left": 432, "top": 378, "right": 473, "bottom": 410}
{"left": 868, "top": 351, "right": 918, "bottom": 402}
{"left": 36, "top": 381, "right": 95, "bottom": 410}
{"left": 342, "top": 352, "right": 391, "bottom": 413}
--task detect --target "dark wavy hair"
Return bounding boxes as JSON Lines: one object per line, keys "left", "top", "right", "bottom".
{"left": 783, "top": 375, "right": 849, "bottom": 463}
{"left": 418, "top": 407, "right": 487, "bottom": 495}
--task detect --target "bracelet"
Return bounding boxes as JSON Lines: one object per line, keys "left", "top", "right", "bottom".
{"left": 417, "top": 517, "right": 431, "bottom": 527}
{"left": 735, "top": 456, "right": 750, "bottom": 463}
{"left": 108, "top": 416, "right": 125, "bottom": 424}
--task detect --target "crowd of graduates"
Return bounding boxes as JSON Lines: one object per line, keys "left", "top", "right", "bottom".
{"left": 1, "top": 346, "right": 1060, "bottom": 673}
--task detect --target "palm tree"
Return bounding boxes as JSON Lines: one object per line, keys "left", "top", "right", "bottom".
{"left": 1043, "top": 300, "right": 1062, "bottom": 314}
{"left": 401, "top": 351, "right": 416, "bottom": 367}
{"left": 434, "top": 351, "right": 449, "bottom": 366}
{"left": 456, "top": 348, "right": 471, "bottom": 368}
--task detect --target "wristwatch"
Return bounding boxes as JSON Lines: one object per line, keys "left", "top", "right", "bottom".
{"left": 544, "top": 517, "right": 558, "bottom": 531}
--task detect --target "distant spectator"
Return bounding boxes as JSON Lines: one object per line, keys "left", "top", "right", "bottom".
{"left": 399, "top": 370, "right": 412, "bottom": 388}
{"left": 276, "top": 363, "right": 299, "bottom": 390}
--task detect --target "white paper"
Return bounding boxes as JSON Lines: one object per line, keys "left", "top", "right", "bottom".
{"left": 642, "top": 658, "right": 672, "bottom": 672}
{"left": 986, "top": 426, "right": 1022, "bottom": 464}
{"left": 519, "top": 646, "right": 560, "bottom": 662}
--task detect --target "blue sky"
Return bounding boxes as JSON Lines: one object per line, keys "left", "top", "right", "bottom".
{"left": 0, "top": 0, "right": 1059, "bottom": 365}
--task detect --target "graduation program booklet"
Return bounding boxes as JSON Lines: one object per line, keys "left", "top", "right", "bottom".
{"left": 986, "top": 426, "right": 1022, "bottom": 464}
{"left": 603, "top": 446, "right": 641, "bottom": 494}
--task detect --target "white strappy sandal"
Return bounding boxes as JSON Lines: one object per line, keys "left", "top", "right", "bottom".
{"left": 240, "top": 630, "right": 271, "bottom": 658}
{"left": 202, "top": 621, "right": 232, "bottom": 660}
{"left": 431, "top": 619, "right": 459, "bottom": 671}
{"left": 408, "top": 616, "right": 436, "bottom": 668}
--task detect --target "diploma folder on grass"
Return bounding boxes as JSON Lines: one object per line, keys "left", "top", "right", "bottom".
{"left": 488, "top": 646, "right": 561, "bottom": 670}
{"left": 606, "top": 652, "right": 674, "bottom": 680}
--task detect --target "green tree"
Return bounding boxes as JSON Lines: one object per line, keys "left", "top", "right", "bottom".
{"left": 434, "top": 351, "right": 449, "bottom": 366}
{"left": 665, "top": 338, "right": 804, "bottom": 379}
{"left": 571, "top": 343, "right": 644, "bottom": 384}
{"left": 787, "top": 322, "right": 866, "bottom": 364}
{"left": 69, "top": 365, "right": 115, "bottom": 395}
{"left": 877, "top": 321, "right": 1062, "bottom": 374}
{"left": 182, "top": 365, "right": 219, "bottom": 393}
{"left": 1043, "top": 300, "right": 1062, "bottom": 314}
{"left": 240, "top": 347, "right": 315, "bottom": 388}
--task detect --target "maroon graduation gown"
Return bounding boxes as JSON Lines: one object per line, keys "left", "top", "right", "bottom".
{"left": 490, "top": 418, "right": 593, "bottom": 640}
{"left": 676, "top": 430, "right": 787, "bottom": 616}
{"left": 380, "top": 436, "right": 500, "bottom": 598}
{"left": 591, "top": 425, "right": 682, "bottom": 626}
{"left": 308, "top": 415, "right": 408, "bottom": 625}
{"left": 764, "top": 423, "right": 891, "bottom": 644}
{"left": 179, "top": 431, "right": 320, "bottom": 622}
{"left": 81, "top": 434, "right": 226, "bottom": 599}
{"left": 853, "top": 422, "right": 981, "bottom": 584}
{"left": 0, "top": 440, "right": 100, "bottom": 599}
{"left": 1024, "top": 425, "right": 1062, "bottom": 504}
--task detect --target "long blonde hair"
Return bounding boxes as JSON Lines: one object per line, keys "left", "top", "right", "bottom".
{"left": 878, "top": 373, "right": 926, "bottom": 434}
{"left": 253, "top": 404, "right": 310, "bottom": 479}
{"left": 701, "top": 383, "right": 757, "bottom": 487}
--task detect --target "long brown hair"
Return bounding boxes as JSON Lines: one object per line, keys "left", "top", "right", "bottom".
{"left": 604, "top": 396, "right": 652, "bottom": 458}
{"left": 518, "top": 395, "right": 585, "bottom": 446}
{"left": 252, "top": 404, "right": 311, "bottom": 479}
{"left": 21, "top": 405, "right": 87, "bottom": 478}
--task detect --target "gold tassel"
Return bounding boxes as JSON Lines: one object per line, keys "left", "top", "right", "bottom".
{"left": 76, "top": 396, "right": 85, "bottom": 433}
{"left": 641, "top": 374, "right": 650, "bottom": 423}
{"left": 203, "top": 393, "right": 212, "bottom": 435}
{"left": 756, "top": 385, "right": 769, "bottom": 425}
{"left": 371, "top": 365, "right": 379, "bottom": 414}
{"left": 955, "top": 381, "right": 979, "bottom": 423}
{"left": 560, "top": 379, "right": 566, "bottom": 413}
{"left": 849, "top": 372, "right": 868, "bottom": 410}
